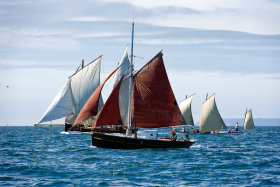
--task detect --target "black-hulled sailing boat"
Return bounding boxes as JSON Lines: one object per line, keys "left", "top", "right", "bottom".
{"left": 73, "top": 23, "right": 195, "bottom": 149}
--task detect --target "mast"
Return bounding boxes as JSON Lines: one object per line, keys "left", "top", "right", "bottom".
{"left": 127, "top": 22, "right": 134, "bottom": 135}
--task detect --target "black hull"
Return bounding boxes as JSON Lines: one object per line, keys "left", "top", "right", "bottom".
{"left": 65, "top": 124, "right": 138, "bottom": 133}
{"left": 91, "top": 133, "right": 195, "bottom": 149}
{"left": 65, "top": 123, "right": 81, "bottom": 132}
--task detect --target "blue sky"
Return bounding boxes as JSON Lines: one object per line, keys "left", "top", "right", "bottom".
{"left": 0, "top": 0, "right": 279, "bottom": 125}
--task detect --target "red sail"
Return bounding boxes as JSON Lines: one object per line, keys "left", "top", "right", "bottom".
{"left": 94, "top": 74, "right": 125, "bottom": 128}
{"left": 131, "top": 52, "right": 186, "bottom": 128}
{"left": 73, "top": 66, "right": 120, "bottom": 127}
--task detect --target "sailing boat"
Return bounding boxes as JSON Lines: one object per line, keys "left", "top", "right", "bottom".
{"left": 37, "top": 57, "right": 104, "bottom": 132}
{"left": 73, "top": 23, "right": 196, "bottom": 149}
{"left": 243, "top": 109, "right": 255, "bottom": 131}
{"left": 174, "top": 94, "right": 195, "bottom": 133}
{"left": 179, "top": 94, "right": 195, "bottom": 125}
{"left": 199, "top": 93, "right": 227, "bottom": 133}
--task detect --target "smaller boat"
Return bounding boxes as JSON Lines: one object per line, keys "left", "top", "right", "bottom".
{"left": 199, "top": 93, "right": 227, "bottom": 133}
{"left": 179, "top": 94, "right": 195, "bottom": 126}
{"left": 243, "top": 108, "right": 255, "bottom": 131}
{"left": 217, "top": 109, "right": 255, "bottom": 134}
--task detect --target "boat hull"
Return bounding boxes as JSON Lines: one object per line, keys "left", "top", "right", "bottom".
{"left": 91, "top": 133, "right": 195, "bottom": 149}
{"left": 217, "top": 131, "right": 243, "bottom": 135}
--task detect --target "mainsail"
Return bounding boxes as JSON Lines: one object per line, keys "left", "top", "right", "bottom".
{"left": 131, "top": 52, "right": 186, "bottom": 128}
{"left": 199, "top": 94, "right": 227, "bottom": 133}
{"left": 243, "top": 109, "right": 255, "bottom": 130}
{"left": 38, "top": 56, "right": 103, "bottom": 124}
{"left": 179, "top": 94, "right": 195, "bottom": 126}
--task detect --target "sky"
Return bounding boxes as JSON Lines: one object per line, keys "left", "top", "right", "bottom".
{"left": 0, "top": 0, "right": 280, "bottom": 126}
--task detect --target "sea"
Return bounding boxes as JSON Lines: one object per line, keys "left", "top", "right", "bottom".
{"left": 0, "top": 126, "right": 279, "bottom": 186}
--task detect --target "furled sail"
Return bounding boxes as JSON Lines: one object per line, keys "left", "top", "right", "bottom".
{"left": 38, "top": 80, "right": 73, "bottom": 123}
{"left": 243, "top": 109, "right": 255, "bottom": 130}
{"left": 199, "top": 94, "right": 226, "bottom": 133}
{"left": 131, "top": 52, "right": 186, "bottom": 128}
{"left": 73, "top": 66, "right": 120, "bottom": 126}
{"left": 94, "top": 74, "right": 125, "bottom": 127}
{"left": 112, "top": 46, "right": 131, "bottom": 88}
{"left": 179, "top": 94, "right": 195, "bottom": 126}
{"left": 38, "top": 56, "right": 102, "bottom": 124}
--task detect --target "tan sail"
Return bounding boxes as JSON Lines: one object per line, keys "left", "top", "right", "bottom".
{"left": 179, "top": 94, "right": 195, "bottom": 126}
{"left": 243, "top": 109, "right": 255, "bottom": 130}
{"left": 199, "top": 94, "right": 226, "bottom": 133}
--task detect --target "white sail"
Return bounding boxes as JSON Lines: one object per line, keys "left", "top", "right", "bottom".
{"left": 38, "top": 80, "right": 74, "bottom": 123}
{"left": 118, "top": 77, "right": 130, "bottom": 126}
{"left": 243, "top": 109, "right": 255, "bottom": 130}
{"left": 112, "top": 46, "right": 131, "bottom": 88}
{"left": 39, "top": 56, "right": 102, "bottom": 124}
{"left": 179, "top": 94, "right": 195, "bottom": 126}
{"left": 70, "top": 57, "right": 102, "bottom": 116}
{"left": 199, "top": 94, "right": 227, "bottom": 133}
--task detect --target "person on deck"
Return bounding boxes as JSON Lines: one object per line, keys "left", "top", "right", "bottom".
{"left": 228, "top": 129, "right": 231, "bottom": 133}
{"left": 184, "top": 134, "right": 189, "bottom": 141}
{"left": 182, "top": 126, "right": 186, "bottom": 132}
{"left": 170, "top": 130, "right": 177, "bottom": 141}
{"left": 231, "top": 128, "right": 234, "bottom": 133}
{"left": 235, "top": 122, "right": 239, "bottom": 132}
{"left": 191, "top": 128, "right": 194, "bottom": 133}
{"left": 196, "top": 128, "right": 200, "bottom": 133}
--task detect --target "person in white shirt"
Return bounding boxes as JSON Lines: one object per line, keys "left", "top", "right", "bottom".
{"left": 235, "top": 122, "right": 239, "bottom": 132}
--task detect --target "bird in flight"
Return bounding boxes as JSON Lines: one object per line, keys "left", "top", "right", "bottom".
{"left": 7, "top": 86, "right": 9, "bottom": 88}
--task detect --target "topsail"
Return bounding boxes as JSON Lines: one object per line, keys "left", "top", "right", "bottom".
{"left": 112, "top": 46, "right": 131, "bottom": 88}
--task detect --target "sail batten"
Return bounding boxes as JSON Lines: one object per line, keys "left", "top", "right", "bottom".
{"left": 243, "top": 109, "right": 255, "bottom": 130}
{"left": 199, "top": 94, "right": 226, "bottom": 133}
{"left": 179, "top": 94, "right": 195, "bottom": 126}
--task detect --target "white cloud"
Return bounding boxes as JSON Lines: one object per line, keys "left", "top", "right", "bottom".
{"left": 213, "top": 45, "right": 280, "bottom": 51}
{"left": 135, "top": 38, "right": 223, "bottom": 45}
{"left": 102, "top": 0, "right": 280, "bottom": 35}
{"left": 67, "top": 16, "right": 107, "bottom": 22}
{"left": 0, "top": 32, "right": 83, "bottom": 49}
{"left": 76, "top": 31, "right": 129, "bottom": 38}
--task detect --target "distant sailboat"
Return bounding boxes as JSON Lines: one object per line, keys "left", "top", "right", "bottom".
{"left": 218, "top": 109, "right": 255, "bottom": 135}
{"left": 37, "top": 57, "right": 104, "bottom": 132}
{"left": 199, "top": 94, "right": 227, "bottom": 133}
{"left": 73, "top": 22, "right": 196, "bottom": 149}
{"left": 243, "top": 109, "right": 255, "bottom": 130}
{"left": 179, "top": 94, "right": 195, "bottom": 126}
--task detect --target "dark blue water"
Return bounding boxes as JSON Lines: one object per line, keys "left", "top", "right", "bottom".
{"left": 1, "top": 126, "right": 279, "bottom": 186}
